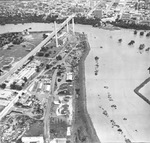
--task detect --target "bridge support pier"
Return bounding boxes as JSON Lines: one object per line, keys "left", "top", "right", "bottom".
{"left": 72, "top": 18, "right": 75, "bottom": 34}
{"left": 54, "top": 21, "right": 58, "bottom": 48}
{"left": 67, "top": 21, "right": 69, "bottom": 33}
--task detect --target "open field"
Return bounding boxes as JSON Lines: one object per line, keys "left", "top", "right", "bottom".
{"left": 23, "top": 120, "right": 44, "bottom": 137}
{"left": 0, "top": 32, "right": 50, "bottom": 68}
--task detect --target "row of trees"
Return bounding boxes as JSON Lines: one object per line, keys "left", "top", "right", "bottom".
{"left": 0, "top": 13, "right": 101, "bottom": 27}
{"left": 0, "top": 32, "right": 24, "bottom": 47}
{"left": 110, "top": 19, "right": 150, "bottom": 30}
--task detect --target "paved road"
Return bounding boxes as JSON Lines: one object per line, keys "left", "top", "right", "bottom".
{"left": 87, "top": 0, "right": 104, "bottom": 16}
{"left": 105, "top": 0, "right": 116, "bottom": 14}
{"left": 44, "top": 68, "right": 58, "bottom": 143}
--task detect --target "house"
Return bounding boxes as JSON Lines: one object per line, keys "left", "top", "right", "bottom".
{"left": 66, "top": 72, "right": 73, "bottom": 82}
{"left": 22, "top": 136, "right": 44, "bottom": 143}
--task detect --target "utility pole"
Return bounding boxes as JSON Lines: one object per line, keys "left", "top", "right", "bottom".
{"left": 54, "top": 21, "right": 58, "bottom": 48}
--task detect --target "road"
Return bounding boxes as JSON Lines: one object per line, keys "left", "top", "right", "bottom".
{"left": 119, "top": 0, "right": 128, "bottom": 17}
{"left": 43, "top": 34, "right": 79, "bottom": 142}
{"left": 105, "top": 0, "right": 116, "bottom": 14}
{"left": 44, "top": 68, "right": 58, "bottom": 143}
{"left": 87, "top": 0, "right": 104, "bottom": 16}
{"left": 0, "top": 14, "right": 75, "bottom": 84}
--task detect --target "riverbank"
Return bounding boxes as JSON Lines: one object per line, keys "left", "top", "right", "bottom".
{"left": 73, "top": 34, "right": 100, "bottom": 143}
{"left": 110, "top": 20, "right": 150, "bottom": 30}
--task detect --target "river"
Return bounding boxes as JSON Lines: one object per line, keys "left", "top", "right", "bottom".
{"left": 0, "top": 23, "right": 150, "bottom": 143}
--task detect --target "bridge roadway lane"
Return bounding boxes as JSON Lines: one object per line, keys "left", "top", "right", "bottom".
{"left": 0, "top": 14, "right": 75, "bottom": 84}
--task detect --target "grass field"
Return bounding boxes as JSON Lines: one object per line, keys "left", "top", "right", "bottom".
{"left": 0, "top": 32, "right": 50, "bottom": 68}
{"left": 23, "top": 120, "right": 44, "bottom": 137}
{"left": 0, "top": 105, "right": 4, "bottom": 112}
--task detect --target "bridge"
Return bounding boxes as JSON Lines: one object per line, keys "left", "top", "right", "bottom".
{"left": 0, "top": 14, "right": 75, "bottom": 85}
{"left": 0, "top": 14, "right": 76, "bottom": 131}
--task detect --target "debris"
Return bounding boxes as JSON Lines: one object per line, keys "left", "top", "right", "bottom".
{"left": 104, "top": 86, "right": 108, "bottom": 89}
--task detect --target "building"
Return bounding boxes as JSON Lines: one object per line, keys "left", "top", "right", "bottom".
{"left": 0, "top": 90, "right": 12, "bottom": 100}
{"left": 139, "top": 20, "right": 150, "bottom": 26}
{"left": 50, "top": 138, "right": 67, "bottom": 143}
{"left": 22, "top": 136, "right": 44, "bottom": 143}
{"left": 66, "top": 72, "right": 73, "bottom": 82}
{"left": 45, "top": 84, "right": 51, "bottom": 92}
{"left": 121, "top": 13, "right": 131, "bottom": 20}
{"left": 93, "top": 9, "right": 103, "bottom": 19}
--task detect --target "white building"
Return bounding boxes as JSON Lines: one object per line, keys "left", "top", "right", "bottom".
{"left": 0, "top": 90, "right": 12, "bottom": 100}
{"left": 50, "top": 138, "right": 67, "bottom": 143}
{"left": 45, "top": 84, "right": 51, "bottom": 92}
{"left": 66, "top": 72, "right": 73, "bottom": 82}
{"left": 22, "top": 136, "right": 44, "bottom": 143}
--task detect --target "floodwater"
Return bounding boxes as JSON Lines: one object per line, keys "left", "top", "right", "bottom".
{"left": 75, "top": 25, "right": 150, "bottom": 142}
{"left": 0, "top": 23, "right": 150, "bottom": 142}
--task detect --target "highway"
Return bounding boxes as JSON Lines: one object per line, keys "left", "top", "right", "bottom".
{"left": 0, "top": 14, "right": 76, "bottom": 85}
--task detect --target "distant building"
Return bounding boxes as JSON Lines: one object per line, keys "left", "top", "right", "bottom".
{"left": 139, "top": 20, "right": 150, "bottom": 26}
{"left": 93, "top": 9, "right": 103, "bottom": 19}
{"left": 22, "top": 136, "right": 44, "bottom": 143}
{"left": 121, "top": 13, "right": 131, "bottom": 20}
{"left": 66, "top": 72, "right": 73, "bottom": 82}
{"left": 45, "top": 84, "right": 51, "bottom": 92}
{"left": 67, "top": 127, "right": 71, "bottom": 136}
{"left": 70, "top": 7, "right": 84, "bottom": 13}
{"left": 50, "top": 138, "right": 67, "bottom": 143}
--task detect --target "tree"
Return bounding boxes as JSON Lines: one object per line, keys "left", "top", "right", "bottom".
{"left": 10, "top": 82, "right": 16, "bottom": 89}
{"left": 44, "top": 53, "right": 49, "bottom": 57}
{"left": 118, "top": 39, "right": 122, "bottom": 43}
{"left": 0, "top": 83, "right": 6, "bottom": 89}
{"left": 134, "top": 30, "right": 137, "bottom": 35}
{"left": 36, "top": 66, "right": 40, "bottom": 72}
{"left": 45, "top": 64, "right": 50, "bottom": 70}
{"left": 23, "top": 77, "right": 27, "bottom": 82}
{"left": 43, "top": 34, "right": 48, "bottom": 39}
{"left": 56, "top": 55, "right": 62, "bottom": 61}
{"left": 95, "top": 56, "right": 99, "bottom": 60}
{"left": 28, "top": 55, "right": 34, "bottom": 61}
{"left": 140, "top": 31, "right": 144, "bottom": 36}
